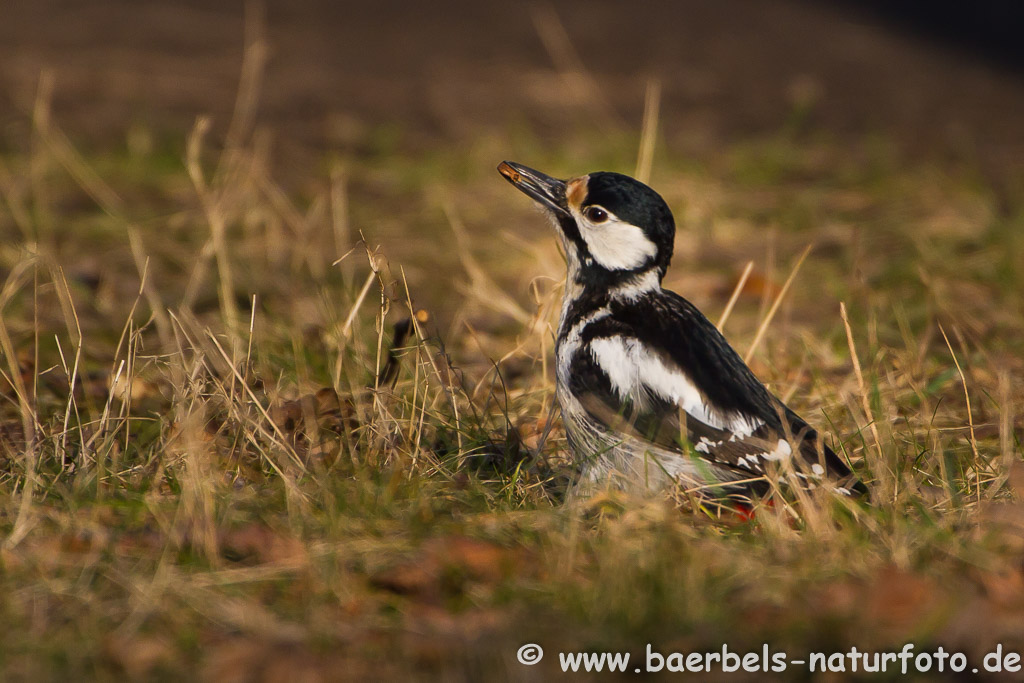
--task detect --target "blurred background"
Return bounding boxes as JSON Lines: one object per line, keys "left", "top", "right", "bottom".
{"left": 5, "top": 0, "right": 1022, "bottom": 336}
{"left": 3, "top": 0, "right": 1022, "bottom": 178}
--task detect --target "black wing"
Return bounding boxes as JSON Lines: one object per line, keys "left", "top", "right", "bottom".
{"left": 573, "top": 290, "right": 863, "bottom": 494}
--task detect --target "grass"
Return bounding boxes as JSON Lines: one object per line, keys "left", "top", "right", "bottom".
{"left": 1, "top": 78, "right": 1023, "bottom": 681}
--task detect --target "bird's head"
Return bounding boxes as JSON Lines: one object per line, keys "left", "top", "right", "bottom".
{"left": 498, "top": 161, "right": 674, "bottom": 291}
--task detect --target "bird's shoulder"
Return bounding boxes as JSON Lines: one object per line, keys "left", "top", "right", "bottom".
{"left": 573, "top": 287, "right": 780, "bottom": 424}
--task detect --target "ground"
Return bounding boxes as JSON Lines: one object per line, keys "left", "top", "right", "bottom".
{"left": 1, "top": 1, "right": 1023, "bottom": 680}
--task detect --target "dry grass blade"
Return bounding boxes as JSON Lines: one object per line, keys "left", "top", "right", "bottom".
{"left": 840, "top": 301, "right": 884, "bottom": 486}
{"left": 342, "top": 262, "right": 378, "bottom": 337}
{"left": 50, "top": 265, "right": 85, "bottom": 469}
{"left": 217, "top": 0, "right": 268, "bottom": 180}
{"left": 743, "top": 244, "right": 812, "bottom": 363}
{"left": 186, "top": 117, "right": 241, "bottom": 340}
{"left": 330, "top": 165, "right": 354, "bottom": 287}
{"left": 0, "top": 261, "right": 38, "bottom": 443}
{"left": 634, "top": 78, "right": 661, "bottom": 184}
{"left": 31, "top": 72, "right": 126, "bottom": 219}
{"left": 127, "top": 229, "right": 173, "bottom": 348}
{"left": 939, "top": 324, "right": 981, "bottom": 497}
{"left": 0, "top": 279, "right": 38, "bottom": 551}
{"left": 717, "top": 260, "right": 754, "bottom": 331}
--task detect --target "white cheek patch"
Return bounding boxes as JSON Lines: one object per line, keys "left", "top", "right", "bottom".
{"left": 579, "top": 219, "right": 658, "bottom": 271}
{"left": 588, "top": 336, "right": 764, "bottom": 437}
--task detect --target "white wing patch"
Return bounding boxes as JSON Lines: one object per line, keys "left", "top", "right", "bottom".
{"left": 588, "top": 336, "right": 764, "bottom": 438}
{"left": 694, "top": 437, "right": 722, "bottom": 454}
{"left": 762, "top": 438, "right": 793, "bottom": 461}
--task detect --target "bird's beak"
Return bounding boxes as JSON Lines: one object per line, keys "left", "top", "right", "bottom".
{"left": 497, "top": 161, "right": 570, "bottom": 216}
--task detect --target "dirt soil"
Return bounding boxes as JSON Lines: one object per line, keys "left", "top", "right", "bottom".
{"left": 3, "top": 0, "right": 1023, "bottom": 186}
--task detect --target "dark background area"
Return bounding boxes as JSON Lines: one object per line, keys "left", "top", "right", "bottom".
{"left": 836, "top": 0, "right": 1024, "bottom": 70}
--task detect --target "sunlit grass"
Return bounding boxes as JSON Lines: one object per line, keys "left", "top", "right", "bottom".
{"left": 0, "top": 80, "right": 1022, "bottom": 680}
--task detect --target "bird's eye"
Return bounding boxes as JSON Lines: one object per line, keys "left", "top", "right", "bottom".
{"left": 584, "top": 206, "right": 608, "bottom": 223}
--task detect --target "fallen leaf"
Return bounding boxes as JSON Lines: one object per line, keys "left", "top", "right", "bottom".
{"left": 369, "top": 561, "right": 439, "bottom": 597}
{"left": 425, "top": 535, "right": 517, "bottom": 585}
{"left": 220, "top": 523, "right": 308, "bottom": 567}
{"left": 103, "top": 634, "right": 174, "bottom": 680}
{"left": 369, "top": 536, "right": 523, "bottom": 600}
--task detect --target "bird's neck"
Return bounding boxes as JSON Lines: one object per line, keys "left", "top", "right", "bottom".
{"left": 568, "top": 262, "right": 662, "bottom": 300}
{"left": 605, "top": 268, "right": 662, "bottom": 301}
{"left": 557, "top": 264, "right": 661, "bottom": 339}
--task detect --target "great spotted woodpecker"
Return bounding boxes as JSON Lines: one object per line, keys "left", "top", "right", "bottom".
{"left": 498, "top": 161, "right": 865, "bottom": 503}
